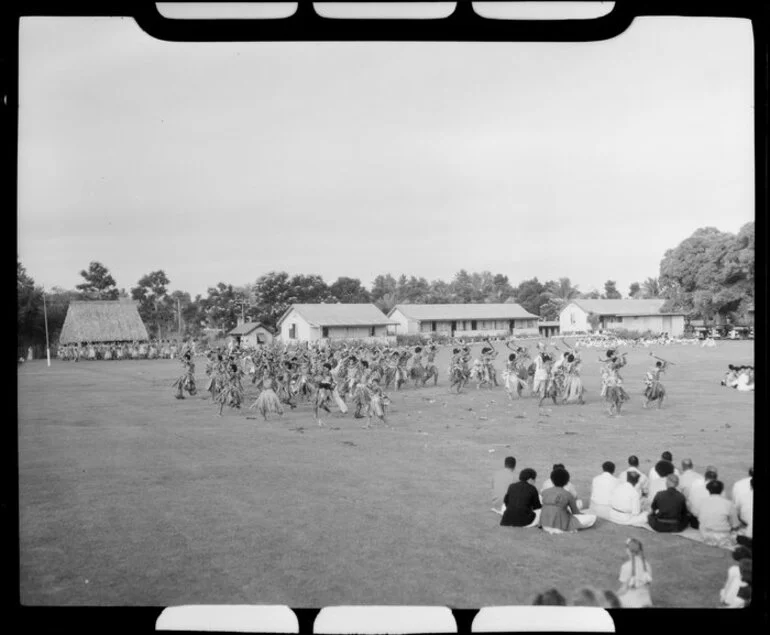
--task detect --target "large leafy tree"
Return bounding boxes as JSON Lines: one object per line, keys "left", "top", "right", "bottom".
{"left": 629, "top": 282, "right": 641, "bottom": 298}
{"left": 253, "top": 271, "right": 334, "bottom": 328}
{"left": 330, "top": 277, "right": 371, "bottom": 303}
{"left": 370, "top": 274, "right": 398, "bottom": 305}
{"left": 131, "top": 270, "right": 173, "bottom": 337}
{"left": 199, "top": 283, "right": 250, "bottom": 333}
{"left": 641, "top": 277, "right": 661, "bottom": 298}
{"left": 659, "top": 224, "right": 754, "bottom": 320}
{"left": 603, "top": 280, "right": 622, "bottom": 299}
{"left": 490, "top": 274, "right": 515, "bottom": 302}
{"left": 513, "top": 277, "right": 550, "bottom": 316}
{"left": 17, "top": 260, "right": 45, "bottom": 351}
{"left": 75, "top": 261, "right": 119, "bottom": 300}
{"left": 451, "top": 270, "right": 475, "bottom": 304}
{"left": 426, "top": 279, "right": 454, "bottom": 303}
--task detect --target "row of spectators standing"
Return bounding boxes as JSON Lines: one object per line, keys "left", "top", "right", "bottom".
{"left": 56, "top": 339, "right": 188, "bottom": 361}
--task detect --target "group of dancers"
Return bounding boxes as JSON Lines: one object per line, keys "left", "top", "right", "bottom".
{"left": 171, "top": 336, "right": 677, "bottom": 421}
{"left": 57, "top": 339, "right": 187, "bottom": 361}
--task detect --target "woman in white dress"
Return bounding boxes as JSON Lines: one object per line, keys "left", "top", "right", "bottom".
{"left": 617, "top": 538, "right": 653, "bottom": 608}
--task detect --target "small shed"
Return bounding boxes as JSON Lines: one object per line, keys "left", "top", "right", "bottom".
{"left": 538, "top": 321, "right": 561, "bottom": 338}
{"left": 227, "top": 321, "right": 274, "bottom": 348}
{"left": 58, "top": 300, "right": 149, "bottom": 344}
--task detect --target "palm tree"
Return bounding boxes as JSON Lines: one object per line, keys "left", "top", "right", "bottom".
{"left": 546, "top": 277, "right": 580, "bottom": 302}
{"left": 642, "top": 277, "right": 661, "bottom": 298}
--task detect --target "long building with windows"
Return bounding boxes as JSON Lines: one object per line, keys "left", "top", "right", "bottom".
{"left": 387, "top": 304, "right": 539, "bottom": 337}
{"left": 277, "top": 303, "right": 397, "bottom": 343}
{"left": 559, "top": 299, "right": 686, "bottom": 336}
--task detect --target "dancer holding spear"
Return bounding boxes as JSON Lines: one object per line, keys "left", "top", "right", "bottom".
{"left": 643, "top": 352, "right": 673, "bottom": 409}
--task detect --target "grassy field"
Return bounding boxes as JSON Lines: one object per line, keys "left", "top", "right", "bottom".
{"left": 18, "top": 340, "right": 754, "bottom": 607}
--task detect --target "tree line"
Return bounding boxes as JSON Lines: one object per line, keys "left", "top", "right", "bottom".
{"left": 17, "top": 222, "right": 754, "bottom": 352}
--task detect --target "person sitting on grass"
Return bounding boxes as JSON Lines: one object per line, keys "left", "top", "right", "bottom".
{"left": 617, "top": 455, "right": 649, "bottom": 502}
{"left": 677, "top": 459, "right": 703, "bottom": 500}
{"left": 501, "top": 468, "right": 542, "bottom": 528}
{"left": 647, "top": 451, "right": 679, "bottom": 485}
{"left": 540, "top": 463, "right": 582, "bottom": 509}
{"left": 540, "top": 467, "right": 597, "bottom": 534}
{"left": 687, "top": 467, "right": 719, "bottom": 528}
{"left": 617, "top": 538, "right": 653, "bottom": 608}
{"left": 609, "top": 472, "right": 649, "bottom": 527}
{"left": 648, "top": 474, "right": 689, "bottom": 533}
{"left": 647, "top": 459, "right": 676, "bottom": 503}
{"left": 590, "top": 461, "right": 619, "bottom": 520}
{"left": 531, "top": 588, "right": 566, "bottom": 605}
{"left": 719, "top": 546, "right": 752, "bottom": 608}
{"left": 492, "top": 456, "right": 517, "bottom": 515}
{"left": 731, "top": 467, "right": 753, "bottom": 539}
{"left": 698, "top": 480, "right": 741, "bottom": 549}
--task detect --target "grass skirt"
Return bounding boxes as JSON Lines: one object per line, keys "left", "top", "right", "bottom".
{"left": 644, "top": 381, "right": 665, "bottom": 401}
{"left": 367, "top": 394, "right": 386, "bottom": 420}
{"left": 251, "top": 388, "right": 284, "bottom": 418}
{"left": 563, "top": 375, "right": 584, "bottom": 402}
{"left": 604, "top": 385, "right": 629, "bottom": 406}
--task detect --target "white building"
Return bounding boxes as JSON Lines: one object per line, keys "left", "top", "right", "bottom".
{"left": 559, "top": 299, "right": 686, "bottom": 336}
{"left": 388, "top": 304, "right": 540, "bottom": 338}
{"left": 277, "top": 304, "right": 397, "bottom": 343}
{"left": 227, "top": 320, "right": 274, "bottom": 348}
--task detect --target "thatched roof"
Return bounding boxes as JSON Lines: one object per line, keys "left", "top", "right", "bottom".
{"left": 58, "top": 301, "right": 149, "bottom": 344}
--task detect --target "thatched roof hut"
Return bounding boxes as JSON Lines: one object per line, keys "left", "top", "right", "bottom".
{"left": 58, "top": 300, "right": 149, "bottom": 344}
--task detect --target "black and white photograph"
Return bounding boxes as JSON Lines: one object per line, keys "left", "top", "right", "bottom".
{"left": 16, "top": 3, "right": 756, "bottom": 610}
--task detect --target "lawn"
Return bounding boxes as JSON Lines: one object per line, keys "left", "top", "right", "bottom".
{"left": 18, "top": 340, "right": 754, "bottom": 607}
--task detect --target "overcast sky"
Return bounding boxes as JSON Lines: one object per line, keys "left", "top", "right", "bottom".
{"left": 18, "top": 14, "right": 754, "bottom": 298}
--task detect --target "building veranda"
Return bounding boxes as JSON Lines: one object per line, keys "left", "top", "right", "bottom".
{"left": 388, "top": 303, "right": 539, "bottom": 338}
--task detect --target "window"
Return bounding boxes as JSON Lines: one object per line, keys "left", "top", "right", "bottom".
{"left": 431, "top": 321, "right": 436, "bottom": 332}
{"left": 570, "top": 313, "right": 576, "bottom": 325}
{"left": 289, "top": 324, "right": 297, "bottom": 339}
{"left": 322, "top": 326, "right": 329, "bottom": 338}
{"left": 471, "top": 320, "right": 477, "bottom": 330}
{"left": 370, "top": 326, "right": 375, "bottom": 337}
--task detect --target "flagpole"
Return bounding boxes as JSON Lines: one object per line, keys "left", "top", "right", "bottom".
{"left": 42, "top": 289, "right": 51, "bottom": 367}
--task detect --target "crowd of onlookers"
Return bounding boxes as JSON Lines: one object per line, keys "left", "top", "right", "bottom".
{"left": 54, "top": 340, "right": 188, "bottom": 361}
{"left": 721, "top": 365, "right": 755, "bottom": 391}
{"left": 572, "top": 334, "right": 700, "bottom": 350}
{"left": 493, "top": 454, "right": 753, "bottom": 608}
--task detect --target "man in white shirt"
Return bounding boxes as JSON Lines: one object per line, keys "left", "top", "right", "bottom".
{"left": 678, "top": 459, "right": 703, "bottom": 498}
{"left": 732, "top": 467, "right": 753, "bottom": 536}
{"left": 648, "top": 451, "right": 680, "bottom": 484}
{"left": 609, "top": 471, "right": 649, "bottom": 526}
{"left": 590, "top": 461, "right": 619, "bottom": 520}
{"left": 617, "top": 455, "right": 649, "bottom": 498}
{"left": 687, "top": 467, "right": 719, "bottom": 528}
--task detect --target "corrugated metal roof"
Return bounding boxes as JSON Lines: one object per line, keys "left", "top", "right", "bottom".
{"left": 389, "top": 303, "right": 539, "bottom": 321}
{"left": 568, "top": 299, "right": 686, "bottom": 316}
{"left": 228, "top": 322, "right": 273, "bottom": 336}
{"left": 58, "top": 301, "right": 149, "bottom": 344}
{"left": 279, "top": 303, "right": 396, "bottom": 327}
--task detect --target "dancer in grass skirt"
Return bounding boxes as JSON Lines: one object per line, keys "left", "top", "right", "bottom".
{"left": 205, "top": 353, "right": 225, "bottom": 401}
{"left": 364, "top": 377, "right": 390, "bottom": 427}
{"left": 395, "top": 350, "right": 410, "bottom": 390}
{"left": 502, "top": 352, "right": 528, "bottom": 400}
{"left": 562, "top": 352, "right": 586, "bottom": 405}
{"left": 216, "top": 360, "right": 245, "bottom": 416}
{"left": 481, "top": 342, "right": 499, "bottom": 387}
{"left": 449, "top": 348, "right": 471, "bottom": 394}
{"left": 538, "top": 354, "right": 560, "bottom": 406}
{"left": 601, "top": 350, "right": 629, "bottom": 415}
{"left": 351, "top": 360, "right": 373, "bottom": 419}
{"left": 249, "top": 372, "right": 284, "bottom": 420}
{"left": 409, "top": 346, "right": 426, "bottom": 388}
{"left": 643, "top": 358, "right": 667, "bottom": 409}
{"left": 173, "top": 352, "right": 197, "bottom": 399}
{"left": 314, "top": 362, "right": 348, "bottom": 423}
{"left": 421, "top": 344, "right": 439, "bottom": 386}
{"left": 275, "top": 363, "right": 297, "bottom": 410}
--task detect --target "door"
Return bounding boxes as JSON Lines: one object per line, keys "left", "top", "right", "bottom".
{"left": 322, "top": 326, "right": 329, "bottom": 338}
{"left": 451, "top": 321, "right": 457, "bottom": 335}
{"left": 471, "top": 320, "right": 477, "bottom": 331}
{"left": 431, "top": 321, "right": 436, "bottom": 332}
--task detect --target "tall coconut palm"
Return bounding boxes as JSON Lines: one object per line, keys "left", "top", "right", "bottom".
{"left": 642, "top": 277, "right": 661, "bottom": 298}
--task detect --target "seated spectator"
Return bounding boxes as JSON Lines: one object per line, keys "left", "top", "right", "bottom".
{"left": 699, "top": 480, "right": 741, "bottom": 548}
{"left": 617, "top": 538, "right": 653, "bottom": 608}
{"left": 720, "top": 546, "right": 752, "bottom": 608}
{"left": 610, "top": 472, "right": 649, "bottom": 527}
{"left": 647, "top": 451, "right": 679, "bottom": 485}
{"left": 601, "top": 590, "right": 622, "bottom": 609}
{"left": 732, "top": 468, "right": 753, "bottom": 538}
{"left": 531, "top": 588, "right": 566, "bottom": 605}
{"left": 736, "top": 560, "right": 752, "bottom": 607}
{"left": 687, "top": 467, "right": 719, "bottom": 527}
{"left": 617, "top": 455, "right": 649, "bottom": 499}
{"left": 590, "top": 461, "right": 619, "bottom": 519}
{"left": 540, "top": 468, "right": 596, "bottom": 533}
{"left": 647, "top": 460, "right": 676, "bottom": 503}
{"left": 570, "top": 587, "right": 604, "bottom": 607}
{"left": 492, "top": 456, "right": 517, "bottom": 515}
{"left": 540, "top": 463, "right": 582, "bottom": 508}
{"left": 500, "top": 468, "right": 542, "bottom": 528}
{"left": 648, "top": 474, "right": 689, "bottom": 532}
{"left": 735, "top": 369, "right": 754, "bottom": 391}
{"left": 678, "top": 459, "right": 702, "bottom": 499}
